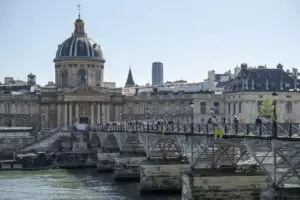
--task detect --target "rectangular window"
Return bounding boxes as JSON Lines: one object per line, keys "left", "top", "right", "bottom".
{"left": 286, "top": 101, "right": 292, "bottom": 113}
{"left": 214, "top": 102, "right": 220, "bottom": 114}
{"left": 257, "top": 101, "right": 263, "bottom": 113}
{"left": 228, "top": 103, "right": 231, "bottom": 114}
{"left": 200, "top": 102, "right": 206, "bottom": 114}
{"left": 239, "top": 101, "right": 242, "bottom": 113}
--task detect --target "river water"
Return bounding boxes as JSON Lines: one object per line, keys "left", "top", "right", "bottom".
{"left": 0, "top": 169, "right": 181, "bottom": 200}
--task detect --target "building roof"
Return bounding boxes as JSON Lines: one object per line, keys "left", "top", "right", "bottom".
{"left": 54, "top": 17, "right": 104, "bottom": 61}
{"left": 220, "top": 65, "right": 296, "bottom": 93}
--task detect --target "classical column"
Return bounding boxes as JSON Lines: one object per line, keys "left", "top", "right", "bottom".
{"left": 90, "top": 103, "right": 94, "bottom": 126}
{"left": 97, "top": 103, "right": 100, "bottom": 124}
{"left": 106, "top": 104, "right": 110, "bottom": 122}
{"left": 75, "top": 104, "right": 79, "bottom": 123}
{"left": 102, "top": 103, "right": 105, "bottom": 123}
{"left": 69, "top": 103, "right": 72, "bottom": 126}
{"left": 114, "top": 105, "right": 119, "bottom": 122}
{"left": 57, "top": 104, "right": 61, "bottom": 127}
{"left": 64, "top": 103, "right": 68, "bottom": 126}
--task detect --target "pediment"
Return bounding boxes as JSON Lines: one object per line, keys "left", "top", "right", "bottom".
{"left": 64, "top": 84, "right": 100, "bottom": 95}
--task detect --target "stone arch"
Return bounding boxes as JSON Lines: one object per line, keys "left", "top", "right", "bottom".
{"left": 61, "top": 70, "right": 68, "bottom": 86}
{"left": 95, "top": 71, "right": 101, "bottom": 86}
{"left": 89, "top": 132, "right": 101, "bottom": 150}
{"left": 101, "top": 134, "right": 120, "bottom": 152}
{"left": 78, "top": 69, "right": 87, "bottom": 84}
{"left": 121, "top": 134, "right": 145, "bottom": 156}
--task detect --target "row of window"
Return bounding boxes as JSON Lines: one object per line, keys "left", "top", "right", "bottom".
{"left": 61, "top": 70, "right": 101, "bottom": 86}
{"left": 0, "top": 103, "right": 39, "bottom": 114}
{"left": 227, "top": 101, "right": 293, "bottom": 114}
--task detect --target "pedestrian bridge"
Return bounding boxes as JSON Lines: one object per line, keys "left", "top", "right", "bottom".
{"left": 88, "top": 123, "right": 300, "bottom": 189}
{"left": 16, "top": 123, "right": 300, "bottom": 189}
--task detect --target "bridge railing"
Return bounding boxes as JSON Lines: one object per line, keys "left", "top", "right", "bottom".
{"left": 89, "top": 123, "right": 300, "bottom": 138}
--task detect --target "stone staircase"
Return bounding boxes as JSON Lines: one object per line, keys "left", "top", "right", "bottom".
{"left": 20, "top": 128, "right": 72, "bottom": 152}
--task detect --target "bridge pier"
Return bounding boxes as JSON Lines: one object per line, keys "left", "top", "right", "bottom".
{"left": 113, "top": 133, "right": 147, "bottom": 180}
{"left": 182, "top": 169, "right": 268, "bottom": 200}
{"left": 96, "top": 151, "right": 119, "bottom": 172}
{"left": 140, "top": 158, "right": 189, "bottom": 192}
{"left": 113, "top": 153, "right": 146, "bottom": 180}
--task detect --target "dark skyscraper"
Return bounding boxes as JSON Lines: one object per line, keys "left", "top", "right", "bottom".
{"left": 152, "top": 62, "right": 163, "bottom": 85}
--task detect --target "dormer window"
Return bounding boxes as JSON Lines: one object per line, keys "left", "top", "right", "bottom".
{"left": 266, "top": 78, "right": 269, "bottom": 90}
{"left": 280, "top": 80, "right": 283, "bottom": 90}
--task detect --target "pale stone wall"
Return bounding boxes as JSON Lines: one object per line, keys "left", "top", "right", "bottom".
{"left": 224, "top": 92, "right": 300, "bottom": 123}
{"left": 97, "top": 152, "right": 119, "bottom": 172}
{"left": 113, "top": 157, "right": 146, "bottom": 179}
{"left": 55, "top": 60, "right": 104, "bottom": 88}
{"left": 140, "top": 162, "right": 189, "bottom": 192}
{"left": 182, "top": 171, "right": 268, "bottom": 200}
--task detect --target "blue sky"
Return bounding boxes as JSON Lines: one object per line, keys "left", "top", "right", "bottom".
{"left": 1, "top": 0, "right": 300, "bottom": 87}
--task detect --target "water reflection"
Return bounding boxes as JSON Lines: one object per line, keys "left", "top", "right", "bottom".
{"left": 0, "top": 169, "right": 180, "bottom": 200}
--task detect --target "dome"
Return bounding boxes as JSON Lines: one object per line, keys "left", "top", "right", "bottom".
{"left": 55, "top": 36, "right": 103, "bottom": 60}
{"left": 54, "top": 17, "right": 104, "bottom": 62}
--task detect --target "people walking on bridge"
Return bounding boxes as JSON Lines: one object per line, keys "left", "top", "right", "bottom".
{"left": 255, "top": 115, "right": 262, "bottom": 135}
{"left": 233, "top": 114, "right": 240, "bottom": 134}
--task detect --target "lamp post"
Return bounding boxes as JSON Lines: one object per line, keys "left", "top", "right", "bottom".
{"left": 120, "top": 112, "right": 123, "bottom": 131}
{"left": 272, "top": 90, "right": 278, "bottom": 138}
{"left": 189, "top": 101, "right": 195, "bottom": 170}
{"left": 41, "top": 111, "right": 45, "bottom": 140}
{"left": 190, "top": 102, "right": 194, "bottom": 134}
{"left": 146, "top": 107, "right": 150, "bottom": 132}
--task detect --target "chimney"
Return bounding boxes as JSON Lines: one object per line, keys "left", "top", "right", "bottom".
{"left": 241, "top": 63, "right": 248, "bottom": 71}
{"left": 277, "top": 63, "right": 283, "bottom": 69}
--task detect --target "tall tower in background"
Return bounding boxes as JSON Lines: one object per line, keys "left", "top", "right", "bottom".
{"left": 152, "top": 62, "right": 164, "bottom": 85}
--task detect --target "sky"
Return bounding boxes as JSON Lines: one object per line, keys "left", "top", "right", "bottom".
{"left": 1, "top": 0, "right": 300, "bottom": 87}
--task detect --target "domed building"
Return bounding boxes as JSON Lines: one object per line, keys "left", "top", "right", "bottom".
{"left": 39, "top": 15, "right": 123, "bottom": 128}
{"left": 54, "top": 16, "right": 105, "bottom": 87}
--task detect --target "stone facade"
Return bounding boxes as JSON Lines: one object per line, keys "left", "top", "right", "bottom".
{"left": 224, "top": 92, "right": 300, "bottom": 123}
{"left": 2, "top": 16, "right": 300, "bottom": 130}
{"left": 0, "top": 94, "right": 40, "bottom": 127}
{"left": 40, "top": 85, "right": 123, "bottom": 128}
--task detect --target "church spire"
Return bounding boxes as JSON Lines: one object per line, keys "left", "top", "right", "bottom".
{"left": 73, "top": 4, "right": 86, "bottom": 37}
{"left": 125, "top": 66, "right": 135, "bottom": 87}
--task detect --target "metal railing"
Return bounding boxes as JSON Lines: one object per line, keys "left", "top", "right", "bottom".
{"left": 87, "top": 123, "right": 300, "bottom": 139}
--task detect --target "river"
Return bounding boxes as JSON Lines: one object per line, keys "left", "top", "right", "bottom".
{"left": 0, "top": 168, "right": 181, "bottom": 200}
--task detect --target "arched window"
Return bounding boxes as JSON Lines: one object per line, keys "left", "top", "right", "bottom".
{"left": 61, "top": 71, "right": 68, "bottom": 86}
{"left": 78, "top": 69, "right": 87, "bottom": 84}
{"left": 95, "top": 71, "right": 101, "bottom": 86}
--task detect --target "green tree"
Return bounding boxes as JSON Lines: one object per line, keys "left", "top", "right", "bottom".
{"left": 260, "top": 97, "right": 279, "bottom": 120}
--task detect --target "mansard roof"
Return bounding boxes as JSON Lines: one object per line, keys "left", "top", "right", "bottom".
{"left": 220, "top": 66, "right": 296, "bottom": 93}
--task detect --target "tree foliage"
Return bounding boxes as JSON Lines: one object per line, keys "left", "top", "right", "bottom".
{"left": 260, "top": 97, "right": 279, "bottom": 120}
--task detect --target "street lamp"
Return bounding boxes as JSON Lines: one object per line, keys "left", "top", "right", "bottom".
{"left": 41, "top": 111, "right": 44, "bottom": 129}
{"left": 190, "top": 102, "right": 194, "bottom": 134}
{"left": 41, "top": 111, "right": 45, "bottom": 140}
{"left": 146, "top": 107, "right": 150, "bottom": 132}
{"left": 120, "top": 112, "right": 123, "bottom": 131}
{"left": 272, "top": 90, "right": 278, "bottom": 138}
{"left": 120, "top": 112, "right": 123, "bottom": 122}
